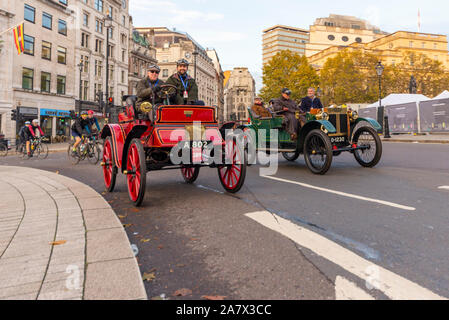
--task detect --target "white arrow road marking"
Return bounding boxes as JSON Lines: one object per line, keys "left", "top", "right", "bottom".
{"left": 335, "top": 276, "right": 375, "bottom": 300}
{"left": 262, "top": 175, "right": 416, "bottom": 211}
{"left": 246, "top": 211, "right": 445, "bottom": 300}
{"left": 438, "top": 186, "right": 449, "bottom": 190}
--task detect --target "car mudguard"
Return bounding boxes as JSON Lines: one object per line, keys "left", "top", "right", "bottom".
{"left": 101, "top": 124, "right": 127, "bottom": 169}
{"left": 355, "top": 117, "right": 382, "bottom": 131}
{"left": 297, "top": 120, "right": 337, "bottom": 150}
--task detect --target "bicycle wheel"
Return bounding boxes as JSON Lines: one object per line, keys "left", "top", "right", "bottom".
{"left": 0, "top": 144, "right": 7, "bottom": 157}
{"left": 67, "top": 142, "right": 80, "bottom": 165}
{"left": 87, "top": 143, "right": 101, "bottom": 165}
{"left": 37, "top": 142, "right": 49, "bottom": 159}
{"left": 17, "top": 143, "right": 27, "bottom": 159}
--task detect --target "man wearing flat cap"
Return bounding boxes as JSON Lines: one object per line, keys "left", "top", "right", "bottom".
{"left": 272, "top": 88, "right": 301, "bottom": 140}
{"left": 136, "top": 64, "right": 165, "bottom": 104}
{"left": 251, "top": 97, "right": 271, "bottom": 118}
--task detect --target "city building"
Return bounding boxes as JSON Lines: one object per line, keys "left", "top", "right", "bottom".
{"left": 262, "top": 25, "right": 309, "bottom": 64}
{"left": 308, "top": 31, "right": 449, "bottom": 70}
{"left": 206, "top": 48, "right": 225, "bottom": 123}
{"left": 0, "top": 8, "right": 15, "bottom": 143}
{"left": 2, "top": 0, "right": 77, "bottom": 142}
{"left": 74, "top": 0, "right": 130, "bottom": 121}
{"left": 128, "top": 20, "right": 157, "bottom": 96}
{"left": 135, "top": 27, "right": 218, "bottom": 107}
{"left": 305, "top": 14, "right": 388, "bottom": 57}
{"left": 223, "top": 68, "right": 255, "bottom": 121}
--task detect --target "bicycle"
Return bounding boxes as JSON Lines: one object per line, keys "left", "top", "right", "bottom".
{"left": 68, "top": 134, "right": 101, "bottom": 165}
{"left": 0, "top": 140, "right": 8, "bottom": 157}
{"left": 16, "top": 137, "right": 48, "bottom": 159}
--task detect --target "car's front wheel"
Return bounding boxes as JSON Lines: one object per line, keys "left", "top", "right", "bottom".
{"left": 352, "top": 126, "right": 382, "bottom": 168}
{"left": 303, "top": 129, "right": 333, "bottom": 175}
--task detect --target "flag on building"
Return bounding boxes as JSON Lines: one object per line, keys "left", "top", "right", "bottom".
{"left": 418, "top": 9, "right": 421, "bottom": 32}
{"left": 13, "top": 23, "right": 24, "bottom": 55}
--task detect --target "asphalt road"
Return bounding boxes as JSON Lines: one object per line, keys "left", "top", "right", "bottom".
{"left": 1, "top": 141, "right": 448, "bottom": 300}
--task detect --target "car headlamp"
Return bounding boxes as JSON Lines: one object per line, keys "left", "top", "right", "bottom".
{"left": 351, "top": 111, "right": 359, "bottom": 121}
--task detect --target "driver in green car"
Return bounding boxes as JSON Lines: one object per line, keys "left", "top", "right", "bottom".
{"left": 136, "top": 65, "right": 165, "bottom": 105}
{"left": 272, "top": 88, "right": 301, "bottom": 140}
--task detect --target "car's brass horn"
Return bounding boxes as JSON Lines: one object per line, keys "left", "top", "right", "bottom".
{"left": 140, "top": 102, "right": 153, "bottom": 113}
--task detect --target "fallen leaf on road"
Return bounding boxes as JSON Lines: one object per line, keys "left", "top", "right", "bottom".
{"left": 131, "top": 208, "right": 140, "bottom": 213}
{"left": 157, "top": 245, "right": 164, "bottom": 250}
{"left": 140, "top": 239, "right": 150, "bottom": 243}
{"left": 123, "top": 224, "right": 133, "bottom": 228}
{"left": 49, "top": 240, "right": 66, "bottom": 246}
{"left": 202, "top": 295, "right": 226, "bottom": 301}
{"left": 173, "top": 288, "right": 192, "bottom": 297}
{"left": 118, "top": 215, "right": 126, "bottom": 219}
{"left": 190, "top": 238, "right": 199, "bottom": 241}
{"left": 142, "top": 272, "right": 156, "bottom": 282}
{"left": 55, "top": 171, "right": 60, "bottom": 175}
{"left": 176, "top": 264, "right": 186, "bottom": 268}
{"left": 170, "top": 269, "right": 174, "bottom": 273}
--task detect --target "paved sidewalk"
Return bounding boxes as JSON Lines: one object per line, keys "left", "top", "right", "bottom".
{"left": 382, "top": 133, "right": 449, "bottom": 144}
{"left": 0, "top": 166, "right": 147, "bottom": 300}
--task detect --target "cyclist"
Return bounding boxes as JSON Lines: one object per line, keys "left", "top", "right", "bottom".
{"left": 87, "top": 110, "right": 101, "bottom": 134}
{"left": 20, "top": 120, "right": 44, "bottom": 158}
{"left": 71, "top": 111, "right": 91, "bottom": 155}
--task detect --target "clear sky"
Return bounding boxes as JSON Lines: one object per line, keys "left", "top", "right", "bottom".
{"left": 129, "top": 0, "right": 449, "bottom": 92}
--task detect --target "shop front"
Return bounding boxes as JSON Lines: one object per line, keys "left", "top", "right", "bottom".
{"left": 40, "top": 109, "right": 72, "bottom": 143}
{"left": 16, "top": 107, "right": 39, "bottom": 136}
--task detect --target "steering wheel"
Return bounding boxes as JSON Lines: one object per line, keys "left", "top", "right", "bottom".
{"left": 156, "top": 84, "right": 178, "bottom": 100}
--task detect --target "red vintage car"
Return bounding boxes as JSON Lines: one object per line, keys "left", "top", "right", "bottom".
{"left": 100, "top": 85, "right": 247, "bottom": 207}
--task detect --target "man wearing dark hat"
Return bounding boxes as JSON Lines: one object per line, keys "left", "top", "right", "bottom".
{"left": 166, "top": 59, "right": 199, "bottom": 105}
{"left": 251, "top": 97, "right": 271, "bottom": 118}
{"left": 272, "top": 88, "right": 301, "bottom": 140}
{"left": 136, "top": 64, "right": 165, "bottom": 104}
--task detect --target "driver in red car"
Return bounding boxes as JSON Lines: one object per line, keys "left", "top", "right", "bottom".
{"left": 136, "top": 65, "right": 165, "bottom": 105}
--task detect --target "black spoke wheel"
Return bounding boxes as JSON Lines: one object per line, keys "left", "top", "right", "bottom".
{"left": 88, "top": 143, "right": 101, "bottom": 165}
{"left": 282, "top": 151, "right": 300, "bottom": 162}
{"left": 303, "top": 129, "right": 333, "bottom": 175}
{"left": 67, "top": 141, "right": 81, "bottom": 165}
{"left": 181, "top": 166, "right": 200, "bottom": 184}
{"left": 352, "top": 126, "right": 382, "bottom": 168}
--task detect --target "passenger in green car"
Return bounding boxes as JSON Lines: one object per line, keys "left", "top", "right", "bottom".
{"left": 272, "top": 88, "right": 301, "bottom": 140}
{"left": 251, "top": 97, "right": 271, "bottom": 118}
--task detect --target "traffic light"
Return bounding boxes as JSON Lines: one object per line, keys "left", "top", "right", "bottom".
{"left": 11, "top": 110, "right": 17, "bottom": 121}
{"left": 108, "top": 97, "right": 114, "bottom": 106}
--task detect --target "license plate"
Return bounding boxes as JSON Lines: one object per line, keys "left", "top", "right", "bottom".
{"left": 330, "top": 136, "right": 347, "bottom": 144}
{"left": 180, "top": 141, "right": 211, "bottom": 164}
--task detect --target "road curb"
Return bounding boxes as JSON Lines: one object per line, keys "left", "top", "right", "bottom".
{"left": 0, "top": 166, "right": 147, "bottom": 300}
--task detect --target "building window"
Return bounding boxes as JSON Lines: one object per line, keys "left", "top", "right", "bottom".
{"left": 83, "top": 81, "right": 89, "bottom": 100}
{"left": 328, "top": 35, "right": 335, "bottom": 41}
{"left": 122, "top": 49, "right": 125, "bottom": 62}
{"left": 95, "top": 39, "right": 103, "bottom": 53}
{"left": 108, "top": 27, "right": 113, "bottom": 39}
{"left": 41, "top": 72, "right": 51, "bottom": 93}
{"left": 42, "top": 13, "right": 52, "bottom": 30}
{"left": 81, "top": 55, "right": 89, "bottom": 73}
{"left": 83, "top": 13, "right": 89, "bottom": 27}
{"left": 57, "top": 75, "right": 66, "bottom": 94}
{"left": 109, "top": 65, "right": 114, "bottom": 79}
{"left": 95, "top": 60, "right": 102, "bottom": 77}
{"left": 121, "top": 70, "right": 125, "bottom": 83}
{"left": 81, "top": 33, "right": 89, "bottom": 48}
{"left": 96, "top": 20, "right": 103, "bottom": 33}
{"left": 22, "top": 68, "right": 34, "bottom": 90}
{"left": 355, "top": 37, "right": 362, "bottom": 43}
{"left": 108, "top": 45, "right": 114, "bottom": 58}
{"left": 434, "top": 43, "right": 438, "bottom": 49}
{"left": 24, "top": 4, "right": 35, "bottom": 23}
{"left": 122, "top": 15, "right": 126, "bottom": 26}
{"left": 95, "top": 0, "right": 103, "bottom": 12}
{"left": 58, "top": 20, "right": 67, "bottom": 35}
{"left": 422, "top": 42, "right": 426, "bottom": 48}
{"left": 57, "top": 46, "right": 66, "bottom": 64}
{"left": 42, "top": 41, "right": 51, "bottom": 60}
{"left": 59, "top": 0, "right": 67, "bottom": 5}
{"left": 24, "top": 35, "right": 34, "bottom": 55}
{"left": 409, "top": 41, "right": 413, "bottom": 48}
{"left": 163, "top": 69, "right": 168, "bottom": 77}
{"left": 342, "top": 36, "right": 349, "bottom": 42}
{"left": 107, "top": 5, "right": 113, "bottom": 18}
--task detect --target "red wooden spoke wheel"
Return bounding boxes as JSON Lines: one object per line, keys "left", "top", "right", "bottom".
{"left": 103, "top": 137, "right": 117, "bottom": 192}
{"left": 181, "top": 166, "right": 200, "bottom": 184}
{"left": 218, "top": 138, "right": 246, "bottom": 193}
{"left": 126, "top": 139, "right": 147, "bottom": 207}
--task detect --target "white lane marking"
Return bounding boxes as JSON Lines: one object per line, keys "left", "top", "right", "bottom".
{"left": 246, "top": 211, "right": 445, "bottom": 300}
{"left": 262, "top": 175, "right": 416, "bottom": 211}
{"left": 438, "top": 186, "right": 449, "bottom": 190}
{"left": 335, "top": 276, "right": 375, "bottom": 300}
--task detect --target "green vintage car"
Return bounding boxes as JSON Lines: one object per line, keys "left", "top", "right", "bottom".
{"left": 241, "top": 105, "right": 383, "bottom": 175}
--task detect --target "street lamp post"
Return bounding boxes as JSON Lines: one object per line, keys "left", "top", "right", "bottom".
{"left": 104, "top": 13, "right": 113, "bottom": 106}
{"left": 376, "top": 61, "right": 390, "bottom": 138}
{"left": 77, "top": 60, "right": 84, "bottom": 114}
{"left": 192, "top": 50, "right": 199, "bottom": 79}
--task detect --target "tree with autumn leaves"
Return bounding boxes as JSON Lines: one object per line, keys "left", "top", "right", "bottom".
{"left": 261, "top": 49, "right": 449, "bottom": 106}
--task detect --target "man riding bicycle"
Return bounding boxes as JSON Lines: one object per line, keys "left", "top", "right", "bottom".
{"left": 71, "top": 111, "right": 91, "bottom": 155}
{"left": 20, "top": 119, "right": 44, "bottom": 158}
{"left": 87, "top": 110, "right": 101, "bottom": 134}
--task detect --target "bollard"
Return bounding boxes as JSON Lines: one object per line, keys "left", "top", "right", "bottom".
{"left": 384, "top": 116, "right": 391, "bottom": 138}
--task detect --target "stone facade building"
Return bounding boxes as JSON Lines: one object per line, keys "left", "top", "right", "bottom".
{"left": 223, "top": 68, "right": 255, "bottom": 122}
{"left": 135, "top": 27, "right": 219, "bottom": 107}
{"left": 73, "top": 0, "right": 130, "bottom": 117}
{"left": 1, "top": 0, "right": 77, "bottom": 142}
{"left": 128, "top": 20, "right": 157, "bottom": 96}
{"left": 263, "top": 25, "right": 309, "bottom": 64}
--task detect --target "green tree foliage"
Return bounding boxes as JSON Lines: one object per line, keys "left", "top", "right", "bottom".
{"left": 260, "top": 50, "right": 320, "bottom": 103}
